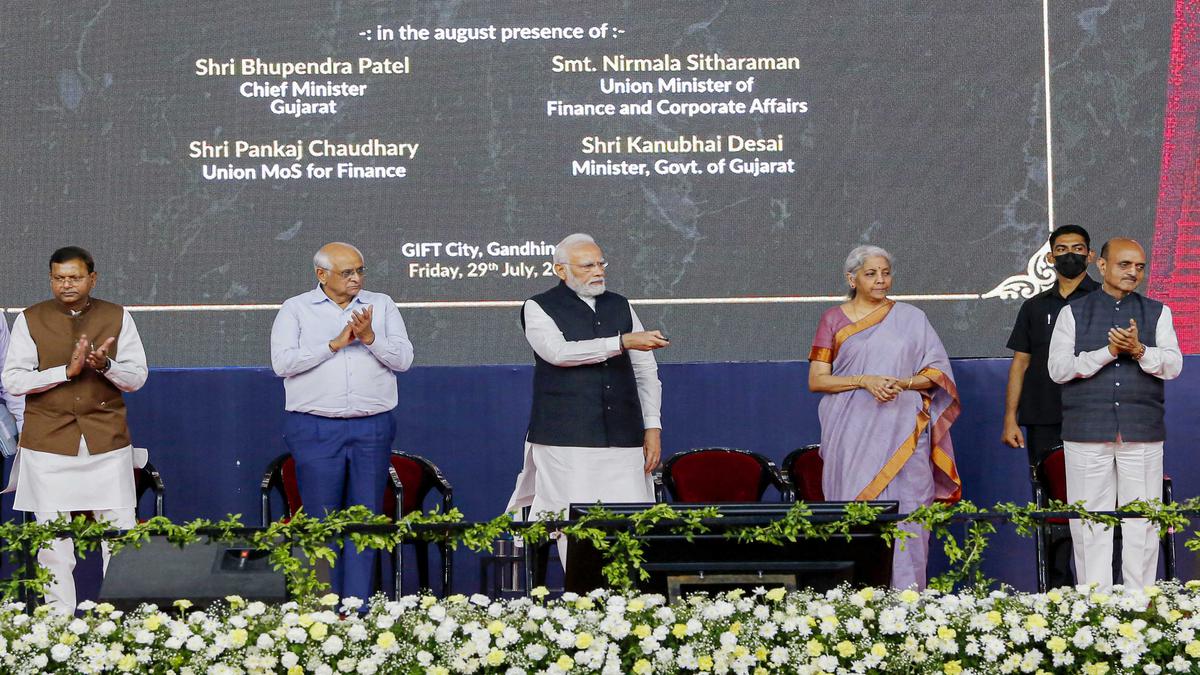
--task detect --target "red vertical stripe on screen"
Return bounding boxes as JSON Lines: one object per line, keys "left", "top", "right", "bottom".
{"left": 1149, "top": 0, "right": 1200, "bottom": 353}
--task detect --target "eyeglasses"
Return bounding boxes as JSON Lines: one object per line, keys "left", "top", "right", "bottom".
{"left": 322, "top": 266, "right": 367, "bottom": 280}
{"left": 51, "top": 275, "right": 89, "bottom": 286}
{"left": 566, "top": 260, "right": 608, "bottom": 273}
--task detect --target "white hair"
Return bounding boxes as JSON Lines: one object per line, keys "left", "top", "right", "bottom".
{"left": 313, "top": 242, "right": 364, "bottom": 270}
{"left": 843, "top": 245, "right": 893, "bottom": 298}
{"left": 553, "top": 233, "right": 597, "bottom": 263}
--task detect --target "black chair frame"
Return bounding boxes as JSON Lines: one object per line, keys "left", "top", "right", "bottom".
{"left": 389, "top": 450, "right": 454, "bottom": 597}
{"left": 135, "top": 460, "right": 166, "bottom": 519}
{"left": 259, "top": 452, "right": 294, "bottom": 526}
{"left": 779, "top": 444, "right": 822, "bottom": 503}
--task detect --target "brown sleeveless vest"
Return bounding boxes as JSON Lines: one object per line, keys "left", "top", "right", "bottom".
{"left": 20, "top": 298, "right": 131, "bottom": 455}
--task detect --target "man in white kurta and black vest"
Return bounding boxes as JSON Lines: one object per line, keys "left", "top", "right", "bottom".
{"left": 1, "top": 246, "right": 148, "bottom": 612}
{"left": 505, "top": 233, "right": 669, "bottom": 566}
{"left": 1048, "top": 237, "right": 1183, "bottom": 590}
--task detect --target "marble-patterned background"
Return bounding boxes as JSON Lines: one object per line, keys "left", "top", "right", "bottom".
{"left": 0, "top": 1, "right": 1175, "bottom": 365}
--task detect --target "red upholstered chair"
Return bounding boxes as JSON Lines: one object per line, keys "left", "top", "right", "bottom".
{"left": 780, "top": 445, "right": 825, "bottom": 503}
{"left": 1032, "top": 445, "right": 1176, "bottom": 592}
{"left": 660, "top": 447, "right": 789, "bottom": 503}
{"left": 259, "top": 450, "right": 454, "bottom": 597}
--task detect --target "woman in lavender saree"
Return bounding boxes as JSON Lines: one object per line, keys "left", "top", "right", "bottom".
{"left": 808, "top": 246, "right": 962, "bottom": 590}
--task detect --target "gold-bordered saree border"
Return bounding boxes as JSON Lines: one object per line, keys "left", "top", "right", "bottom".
{"left": 855, "top": 365, "right": 963, "bottom": 504}
{"left": 807, "top": 300, "right": 895, "bottom": 364}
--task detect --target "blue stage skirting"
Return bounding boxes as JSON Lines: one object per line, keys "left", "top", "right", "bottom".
{"left": 4, "top": 356, "right": 1199, "bottom": 593}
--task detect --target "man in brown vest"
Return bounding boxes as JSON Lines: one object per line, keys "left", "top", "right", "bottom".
{"left": 1, "top": 246, "right": 148, "bottom": 612}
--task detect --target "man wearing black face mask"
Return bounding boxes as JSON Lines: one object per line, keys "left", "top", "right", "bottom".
{"left": 1002, "top": 224, "right": 1099, "bottom": 589}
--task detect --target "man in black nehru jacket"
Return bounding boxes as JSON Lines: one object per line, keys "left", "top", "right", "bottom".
{"left": 505, "top": 233, "right": 669, "bottom": 566}
{"left": 1049, "top": 237, "right": 1183, "bottom": 590}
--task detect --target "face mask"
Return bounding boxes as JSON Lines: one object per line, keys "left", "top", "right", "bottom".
{"left": 1053, "top": 252, "right": 1087, "bottom": 279}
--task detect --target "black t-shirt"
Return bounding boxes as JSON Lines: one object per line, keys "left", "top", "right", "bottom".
{"left": 1005, "top": 275, "right": 1100, "bottom": 426}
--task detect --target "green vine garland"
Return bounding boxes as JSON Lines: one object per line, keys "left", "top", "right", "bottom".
{"left": 2, "top": 498, "right": 1197, "bottom": 606}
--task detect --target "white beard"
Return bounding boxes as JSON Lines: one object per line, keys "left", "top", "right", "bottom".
{"left": 565, "top": 269, "right": 606, "bottom": 297}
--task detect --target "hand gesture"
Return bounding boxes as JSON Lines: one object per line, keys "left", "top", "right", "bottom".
{"left": 1001, "top": 419, "right": 1025, "bottom": 448}
{"left": 863, "top": 375, "right": 901, "bottom": 403}
{"left": 85, "top": 337, "right": 116, "bottom": 371}
{"left": 349, "top": 306, "right": 375, "bottom": 345}
{"left": 1107, "top": 318, "right": 1140, "bottom": 354}
{"left": 621, "top": 330, "right": 670, "bottom": 351}
{"left": 328, "top": 322, "right": 356, "bottom": 353}
{"left": 66, "top": 335, "right": 89, "bottom": 379}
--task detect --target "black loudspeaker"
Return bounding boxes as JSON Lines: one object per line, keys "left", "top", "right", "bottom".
{"left": 99, "top": 537, "right": 289, "bottom": 609}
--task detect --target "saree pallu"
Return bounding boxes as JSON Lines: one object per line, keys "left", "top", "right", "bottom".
{"left": 809, "top": 301, "right": 961, "bottom": 589}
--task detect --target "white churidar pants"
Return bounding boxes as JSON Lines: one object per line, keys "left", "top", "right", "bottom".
{"left": 1064, "top": 439, "right": 1163, "bottom": 590}
{"left": 35, "top": 507, "right": 136, "bottom": 612}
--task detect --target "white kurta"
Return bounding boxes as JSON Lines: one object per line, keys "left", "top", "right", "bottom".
{"left": 1047, "top": 299, "right": 1183, "bottom": 589}
{"left": 1, "top": 308, "right": 148, "bottom": 512}
{"left": 505, "top": 293, "right": 661, "bottom": 519}
{"left": 11, "top": 440, "right": 137, "bottom": 512}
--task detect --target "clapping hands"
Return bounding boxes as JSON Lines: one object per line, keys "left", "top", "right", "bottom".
{"left": 328, "top": 306, "right": 375, "bottom": 353}
{"left": 66, "top": 334, "right": 116, "bottom": 378}
{"left": 349, "top": 306, "right": 375, "bottom": 345}
{"left": 1108, "top": 318, "right": 1141, "bottom": 356}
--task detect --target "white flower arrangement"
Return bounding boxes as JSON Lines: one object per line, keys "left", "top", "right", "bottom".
{"left": 2, "top": 583, "right": 1200, "bottom": 673}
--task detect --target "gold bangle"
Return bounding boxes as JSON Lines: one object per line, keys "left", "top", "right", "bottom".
{"left": 907, "top": 376, "right": 914, "bottom": 390}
